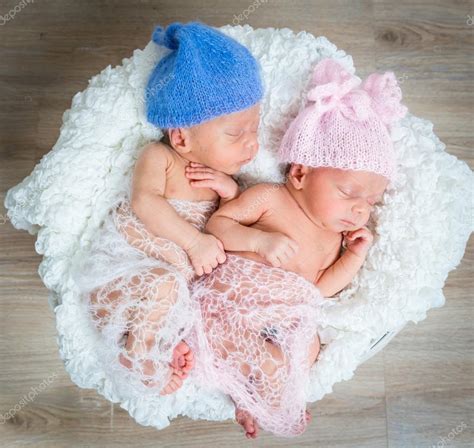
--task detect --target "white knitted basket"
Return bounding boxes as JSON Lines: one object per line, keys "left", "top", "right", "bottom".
{"left": 5, "top": 25, "right": 473, "bottom": 430}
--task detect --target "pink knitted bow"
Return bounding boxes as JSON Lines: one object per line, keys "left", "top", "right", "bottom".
{"left": 307, "top": 58, "right": 407, "bottom": 126}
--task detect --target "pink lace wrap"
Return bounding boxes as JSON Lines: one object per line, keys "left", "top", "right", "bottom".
{"left": 72, "top": 197, "right": 327, "bottom": 437}
{"left": 186, "top": 254, "right": 326, "bottom": 437}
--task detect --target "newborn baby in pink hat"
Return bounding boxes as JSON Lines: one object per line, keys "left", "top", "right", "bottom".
{"left": 186, "top": 58, "right": 407, "bottom": 438}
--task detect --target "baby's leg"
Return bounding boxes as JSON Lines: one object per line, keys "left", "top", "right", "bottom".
{"left": 119, "top": 267, "right": 194, "bottom": 392}
{"left": 222, "top": 332, "right": 305, "bottom": 438}
{"left": 89, "top": 280, "right": 126, "bottom": 330}
{"left": 89, "top": 267, "right": 194, "bottom": 394}
{"left": 242, "top": 330, "right": 317, "bottom": 435}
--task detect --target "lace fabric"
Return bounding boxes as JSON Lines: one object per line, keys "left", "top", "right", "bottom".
{"left": 186, "top": 254, "right": 326, "bottom": 437}
{"left": 72, "top": 197, "right": 218, "bottom": 393}
{"left": 73, "top": 197, "right": 326, "bottom": 435}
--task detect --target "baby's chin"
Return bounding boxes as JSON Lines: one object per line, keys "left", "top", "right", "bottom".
{"left": 222, "top": 161, "right": 250, "bottom": 176}
{"left": 334, "top": 219, "right": 358, "bottom": 232}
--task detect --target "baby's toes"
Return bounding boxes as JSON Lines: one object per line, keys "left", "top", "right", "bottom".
{"left": 236, "top": 409, "right": 258, "bottom": 439}
{"left": 175, "top": 373, "right": 183, "bottom": 383}
{"left": 168, "top": 375, "right": 183, "bottom": 391}
{"left": 175, "top": 341, "right": 191, "bottom": 356}
{"left": 245, "top": 419, "right": 258, "bottom": 439}
{"left": 183, "top": 351, "right": 195, "bottom": 371}
{"left": 172, "top": 367, "right": 188, "bottom": 379}
{"left": 159, "top": 384, "right": 172, "bottom": 395}
{"left": 160, "top": 374, "right": 183, "bottom": 395}
{"left": 170, "top": 355, "right": 184, "bottom": 369}
{"left": 171, "top": 342, "right": 192, "bottom": 368}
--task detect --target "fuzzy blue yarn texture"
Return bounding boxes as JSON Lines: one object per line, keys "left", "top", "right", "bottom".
{"left": 145, "top": 21, "right": 264, "bottom": 128}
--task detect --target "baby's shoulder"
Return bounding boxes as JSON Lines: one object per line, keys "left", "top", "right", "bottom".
{"left": 242, "top": 182, "right": 283, "bottom": 201}
{"left": 234, "top": 183, "right": 281, "bottom": 212}
{"left": 137, "top": 141, "right": 174, "bottom": 167}
{"left": 131, "top": 142, "right": 176, "bottom": 194}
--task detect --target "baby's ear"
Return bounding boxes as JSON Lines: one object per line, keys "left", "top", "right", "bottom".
{"left": 288, "top": 164, "right": 310, "bottom": 190}
{"left": 168, "top": 128, "right": 192, "bottom": 154}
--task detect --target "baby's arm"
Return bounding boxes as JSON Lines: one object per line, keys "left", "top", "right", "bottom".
{"left": 315, "top": 227, "right": 374, "bottom": 298}
{"left": 130, "top": 143, "right": 225, "bottom": 276}
{"left": 206, "top": 183, "right": 298, "bottom": 267}
{"left": 315, "top": 251, "right": 365, "bottom": 298}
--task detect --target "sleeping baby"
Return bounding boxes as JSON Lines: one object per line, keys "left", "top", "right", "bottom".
{"left": 72, "top": 22, "right": 263, "bottom": 395}
{"left": 185, "top": 58, "right": 407, "bottom": 438}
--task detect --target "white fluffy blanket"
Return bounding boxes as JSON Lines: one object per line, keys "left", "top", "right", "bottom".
{"left": 5, "top": 25, "right": 473, "bottom": 430}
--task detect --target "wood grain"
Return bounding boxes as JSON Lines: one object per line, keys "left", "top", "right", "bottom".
{"left": 0, "top": 0, "right": 472, "bottom": 446}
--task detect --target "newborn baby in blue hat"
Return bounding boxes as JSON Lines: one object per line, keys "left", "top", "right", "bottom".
{"left": 77, "top": 21, "right": 263, "bottom": 401}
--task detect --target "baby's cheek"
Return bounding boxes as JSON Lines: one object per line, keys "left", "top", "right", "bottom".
{"left": 309, "top": 200, "right": 334, "bottom": 223}
{"left": 323, "top": 200, "right": 344, "bottom": 220}
{"left": 205, "top": 144, "right": 227, "bottom": 168}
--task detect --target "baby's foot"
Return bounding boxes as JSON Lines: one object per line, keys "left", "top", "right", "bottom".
{"left": 170, "top": 341, "right": 195, "bottom": 376}
{"left": 234, "top": 407, "right": 311, "bottom": 439}
{"left": 160, "top": 341, "right": 195, "bottom": 395}
{"left": 235, "top": 408, "right": 259, "bottom": 439}
{"left": 119, "top": 340, "right": 194, "bottom": 395}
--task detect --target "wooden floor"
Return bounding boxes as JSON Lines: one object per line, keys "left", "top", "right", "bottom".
{"left": 0, "top": 0, "right": 472, "bottom": 446}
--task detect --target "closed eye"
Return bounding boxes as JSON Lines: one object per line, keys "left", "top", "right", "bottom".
{"left": 338, "top": 188, "right": 351, "bottom": 197}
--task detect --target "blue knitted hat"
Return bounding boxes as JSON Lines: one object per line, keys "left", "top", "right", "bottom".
{"left": 145, "top": 22, "right": 263, "bottom": 128}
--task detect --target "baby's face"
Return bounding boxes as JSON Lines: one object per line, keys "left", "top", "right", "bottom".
{"left": 187, "top": 104, "right": 260, "bottom": 175}
{"left": 300, "top": 167, "right": 388, "bottom": 232}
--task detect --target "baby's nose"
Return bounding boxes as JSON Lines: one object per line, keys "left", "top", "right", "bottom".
{"left": 353, "top": 202, "right": 370, "bottom": 215}
{"left": 245, "top": 137, "right": 258, "bottom": 156}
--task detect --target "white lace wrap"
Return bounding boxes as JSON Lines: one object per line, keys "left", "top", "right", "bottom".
{"left": 70, "top": 195, "right": 217, "bottom": 398}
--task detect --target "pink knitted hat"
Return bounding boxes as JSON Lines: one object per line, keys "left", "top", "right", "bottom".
{"left": 278, "top": 58, "right": 408, "bottom": 182}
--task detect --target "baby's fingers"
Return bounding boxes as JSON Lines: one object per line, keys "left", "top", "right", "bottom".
{"left": 185, "top": 171, "right": 215, "bottom": 180}
{"left": 216, "top": 239, "right": 224, "bottom": 252}
{"left": 203, "top": 264, "right": 213, "bottom": 274}
{"left": 194, "top": 264, "right": 204, "bottom": 276}
{"left": 188, "top": 161, "right": 208, "bottom": 168}
{"left": 275, "top": 251, "right": 289, "bottom": 266}
{"left": 189, "top": 179, "right": 217, "bottom": 189}
{"left": 186, "top": 165, "right": 216, "bottom": 174}
{"left": 216, "top": 251, "right": 226, "bottom": 264}
{"left": 346, "top": 229, "right": 365, "bottom": 240}
{"left": 268, "top": 254, "right": 281, "bottom": 268}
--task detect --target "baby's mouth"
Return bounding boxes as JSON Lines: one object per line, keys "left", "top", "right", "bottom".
{"left": 340, "top": 219, "right": 356, "bottom": 227}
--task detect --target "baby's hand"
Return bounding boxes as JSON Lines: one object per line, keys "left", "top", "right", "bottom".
{"left": 255, "top": 231, "right": 299, "bottom": 268}
{"left": 185, "top": 162, "right": 239, "bottom": 201}
{"left": 185, "top": 232, "right": 226, "bottom": 276}
{"left": 343, "top": 226, "right": 374, "bottom": 258}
